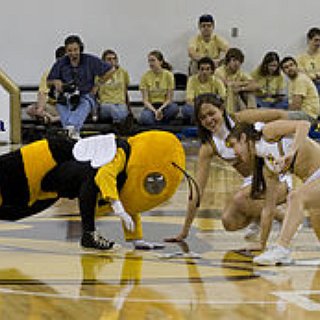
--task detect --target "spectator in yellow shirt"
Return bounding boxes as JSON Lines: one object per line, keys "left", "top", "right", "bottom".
{"left": 26, "top": 46, "right": 65, "bottom": 123}
{"left": 139, "top": 50, "right": 179, "bottom": 125}
{"left": 188, "top": 14, "right": 229, "bottom": 75}
{"left": 97, "top": 49, "right": 130, "bottom": 123}
{"left": 280, "top": 56, "right": 320, "bottom": 121}
{"left": 215, "top": 48, "right": 257, "bottom": 114}
{"left": 296, "top": 27, "right": 320, "bottom": 94}
{"left": 251, "top": 51, "right": 288, "bottom": 109}
{"left": 182, "top": 56, "right": 226, "bottom": 123}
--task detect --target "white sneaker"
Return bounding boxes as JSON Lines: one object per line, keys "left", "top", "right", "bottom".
{"left": 244, "top": 222, "right": 260, "bottom": 241}
{"left": 66, "top": 125, "right": 81, "bottom": 140}
{"left": 253, "top": 245, "right": 293, "bottom": 266}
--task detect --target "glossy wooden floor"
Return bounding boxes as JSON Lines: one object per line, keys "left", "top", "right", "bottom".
{"left": 1, "top": 141, "right": 320, "bottom": 319}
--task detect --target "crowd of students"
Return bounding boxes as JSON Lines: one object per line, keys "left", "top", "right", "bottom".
{"left": 27, "top": 14, "right": 320, "bottom": 140}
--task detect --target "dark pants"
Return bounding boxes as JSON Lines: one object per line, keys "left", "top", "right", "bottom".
{"left": 42, "top": 161, "right": 99, "bottom": 232}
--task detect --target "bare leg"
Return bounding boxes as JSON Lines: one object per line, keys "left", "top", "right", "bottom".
{"left": 222, "top": 185, "right": 260, "bottom": 231}
{"left": 277, "top": 179, "right": 320, "bottom": 248}
{"left": 309, "top": 210, "right": 320, "bottom": 241}
{"left": 222, "top": 181, "right": 287, "bottom": 231}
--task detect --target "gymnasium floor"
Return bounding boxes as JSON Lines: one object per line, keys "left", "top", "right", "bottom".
{"left": 0, "top": 141, "right": 320, "bottom": 319}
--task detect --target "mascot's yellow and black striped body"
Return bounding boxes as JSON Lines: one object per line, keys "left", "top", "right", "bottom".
{"left": 0, "top": 131, "right": 185, "bottom": 241}
{"left": 0, "top": 138, "right": 74, "bottom": 219}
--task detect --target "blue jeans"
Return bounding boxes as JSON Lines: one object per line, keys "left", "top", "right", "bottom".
{"left": 256, "top": 97, "right": 288, "bottom": 109}
{"left": 181, "top": 103, "right": 195, "bottom": 123}
{"left": 139, "top": 103, "right": 179, "bottom": 125}
{"left": 99, "top": 103, "right": 129, "bottom": 123}
{"left": 57, "top": 93, "right": 94, "bottom": 132}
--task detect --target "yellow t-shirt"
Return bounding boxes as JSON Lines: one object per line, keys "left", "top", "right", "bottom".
{"left": 38, "top": 70, "right": 50, "bottom": 94}
{"left": 215, "top": 65, "right": 252, "bottom": 113}
{"left": 215, "top": 65, "right": 252, "bottom": 83}
{"left": 186, "top": 74, "right": 226, "bottom": 102}
{"left": 188, "top": 33, "right": 229, "bottom": 60}
{"left": 296, "top": 51, "right": 320, "bottom": 81}
{"left": 139, "top": 69, "right": 174, "bottom": 104}
{"left": 250, "top": 68, "right": 285, "bottom": 99}
{"left": 38, "top": 69, "right": 56, "bottom": 105}
{"left": 97, "top": 67, "right": 130, "bottom": 104}
{"left": 288, "top": 73, "right": 320, "bottom": 119}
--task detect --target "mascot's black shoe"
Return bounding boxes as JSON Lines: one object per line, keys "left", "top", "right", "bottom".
{"left": 81, "top": 231, "right": 115, "bottom": 250}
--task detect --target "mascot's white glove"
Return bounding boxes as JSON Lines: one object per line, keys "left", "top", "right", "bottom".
{"left": 111, "top": 200, "right": 135, "bottom": 232}
{"left": 133, "top": 239, "right": 165, "bottom": 250}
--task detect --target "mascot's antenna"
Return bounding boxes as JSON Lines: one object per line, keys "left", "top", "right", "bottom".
{"left": 171, "top": 162, "right": 200, "bottom": 208}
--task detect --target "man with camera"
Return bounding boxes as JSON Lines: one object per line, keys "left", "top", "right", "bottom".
{"left": 47, "top": 35, "right": 114, "bottom": 139}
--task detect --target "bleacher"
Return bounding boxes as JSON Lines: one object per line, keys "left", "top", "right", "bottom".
{"left": 20, "top": 77, "right": 198, "bottom": 143}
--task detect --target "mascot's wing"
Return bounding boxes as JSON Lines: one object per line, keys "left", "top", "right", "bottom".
{"left": 72, "top": 134, "right": 117, "bottom": 168}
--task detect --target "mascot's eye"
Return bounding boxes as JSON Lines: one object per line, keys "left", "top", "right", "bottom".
{"left": 144, "top": 173, "right": 166, "bottom": 194}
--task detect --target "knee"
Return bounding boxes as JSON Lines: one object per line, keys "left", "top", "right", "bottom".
{"left": 287, "top": 189, "right": 303, "bottom": 206}
{"left": 222, "top": 208, "right": 247, "bottom": 231}
{"left": 232, "top": 190, "right": 248, "bottom": 209}
{"left": 222, "top": 212, "right": 240, "bottom": 231}
{"left": 26, "top": 103, "right": 37, "bottom": 117}
{"left": 221, "top": 191, "right": 249, "bottom": 231}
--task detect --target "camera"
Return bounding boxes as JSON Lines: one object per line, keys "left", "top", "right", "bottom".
{"left": 49, "top": 81, "right": 80, "bottom": 110}
{"left": 61, "top": 82, "right": 80, "bottom": 110}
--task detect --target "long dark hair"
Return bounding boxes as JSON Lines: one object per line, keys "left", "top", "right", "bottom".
{"left": 148, "top": 50, "right": 172, "bottom": 71}
{"left": 258, "top": 51, "right": 281, "bottom": 77}
{"left": 227, "top": 123, "right": 266, "bottom": 199}
{"left": 194, "top": 93, "right": 232, "bottom": 143}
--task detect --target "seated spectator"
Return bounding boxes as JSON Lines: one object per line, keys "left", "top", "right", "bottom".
{"left": 296, "top": 27, "right": 320, "bottom": 94}
{"left": 96, "top": 49, "right": 130, "bottom": 123}
{"left": 47, "top": 35, "right": 114, "bottom": 139}
{"left": 251, "top": 51, "right": 288, "bottom": 109}
{"left": 188, "top": 14, "right": 229, "bottom": 75}
{"left": 26, "top": 46, "right": 65, "bottom": 124}
{"left": 215, "top": 48, "right": 257, "bottom": 113}
{"left": 139, "top": 50, "right": 179, "bottom": 125}
{"left": 182, "top": 56, "right": 226, "bottom": 123}
{"left": 280, "top": 56, "right": 320, "bottom": 121}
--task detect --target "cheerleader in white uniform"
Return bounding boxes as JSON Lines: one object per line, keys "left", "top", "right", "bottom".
{"left": 227, "top": 119, "right": 320, "bottom": 265}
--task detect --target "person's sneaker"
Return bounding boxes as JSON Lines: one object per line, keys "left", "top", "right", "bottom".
{"left": 81, "top": 231, "right": 115, "bottom": 250}
{"left": 66, "top": 125, "right": 81, "bottom": 140}
{"left": 253, "top": 245, "right": 293, "bottom": 266}
{"left": 244, "top": 222, "right": 260, "bottom": 241}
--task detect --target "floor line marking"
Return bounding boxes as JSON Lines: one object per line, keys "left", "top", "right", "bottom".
{"left": 272, "top": 290, "right": 320, "bottom": 311}
{"left": 0, "top": 287, "right": 280, "bottom": 305}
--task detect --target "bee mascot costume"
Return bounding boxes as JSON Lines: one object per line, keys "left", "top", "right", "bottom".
{"left": 0, "top": 131, "right": 188, "bottom": 250}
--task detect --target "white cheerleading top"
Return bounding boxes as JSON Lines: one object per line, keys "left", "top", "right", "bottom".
{"left": 254, "top": 123, "right": 294, "bottom": 174}
{"left": 211, "top": 116, "right": 236, "bottom": 160}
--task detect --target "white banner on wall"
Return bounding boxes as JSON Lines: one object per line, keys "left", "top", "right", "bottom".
{"left": 0, "top": 85, "right": 10, "bottom": 143}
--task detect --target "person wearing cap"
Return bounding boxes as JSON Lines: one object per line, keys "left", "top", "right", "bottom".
{"left": 188, "top": 14, "right": 229, "bottom": 75}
